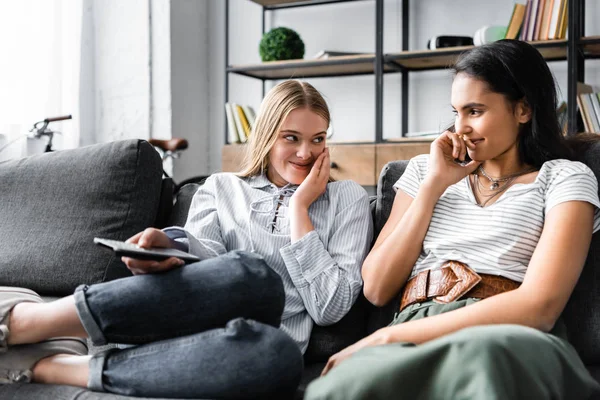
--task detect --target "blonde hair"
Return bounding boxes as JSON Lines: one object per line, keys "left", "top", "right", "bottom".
{"left": 237, "top": 80, "right": 330, "bottom": 178}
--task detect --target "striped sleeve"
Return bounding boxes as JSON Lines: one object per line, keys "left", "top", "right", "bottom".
{"left": 279, "top": 185, "right": 373, "bottom": 326}
{"left": 545, "top": 161, "right": 600, "bottom": 233}
{"left": 164, "top": 176, "right": 227, "bottom": 259}
{"left": 393, "top": 155, "right": 427, "bottom": 198}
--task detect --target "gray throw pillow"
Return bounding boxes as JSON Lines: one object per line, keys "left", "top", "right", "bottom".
{"left": 0, "top": 140, "right": 163, "bottom": 296}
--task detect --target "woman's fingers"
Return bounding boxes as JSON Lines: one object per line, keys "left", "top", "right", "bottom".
{"left": 320, "top": 149, "right": 330, "bottom": 181}
{"left": 125, "top": 231, "right": 144, "bottom": 244}
{"left": 452, "top": 133, "right": 465, "bottom": 160}
{"left": 464, "top": 136, "right": 476, "bottom": 150}
{"left": 122, "top": 256, "right": 184, "bottom": 275}
{"left": 127, "top": 228, "right": 172, "bottom": 249}
{"left": 321, "top": 358, "right": 334, "bottom": 376}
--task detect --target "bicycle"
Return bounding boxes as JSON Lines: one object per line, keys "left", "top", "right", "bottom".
{"left": 0, "top": 115, "right": 72, "bottom": 158}
{"left": 148, "top": 138, "right": 209, "bottom": 195}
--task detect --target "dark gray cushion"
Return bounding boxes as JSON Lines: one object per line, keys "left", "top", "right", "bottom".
{"left": 0, "top": 140, "right": 163, "bottom": 296}
{"left": 304, "top": 295, "right": 370, "bottom": 363}
{"left": 0, "top": 384, "right": 192, "bottom": 400}
{"left": 367, "top": 161, "right": 408, "bottom": 334}
{"left": 564, "top": 141, "right": 600, "bottom": 364}
{"left": 167, "top": 183, "right": 202, "bottom": 227}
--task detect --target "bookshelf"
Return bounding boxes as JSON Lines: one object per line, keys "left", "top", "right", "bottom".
{"left": 223, "top": 0, "right": 595, "bottom": 180}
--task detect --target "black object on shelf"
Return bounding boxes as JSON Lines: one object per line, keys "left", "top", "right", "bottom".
{"left": 427, "top": 36, "right": 474, "bottom": 50}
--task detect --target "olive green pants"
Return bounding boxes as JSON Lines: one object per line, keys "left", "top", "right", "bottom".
{"left": 305, "top": 299, "right": 600, "bottom": 400}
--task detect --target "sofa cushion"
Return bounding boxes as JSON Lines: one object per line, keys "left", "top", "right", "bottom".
{"left": 304, "top": 294, "right": 371, "bottom": 363}
{"left": 367, "top": 160, "right": 408, "bottom": 334}
{"left": 564, "top": 141, "right": 600, "bottom": 364}
{"left": 167, "top": 182, "right": 202, "bottom": 227}
{"left": 0, "top": 140, "right": 163, "bottom": 296}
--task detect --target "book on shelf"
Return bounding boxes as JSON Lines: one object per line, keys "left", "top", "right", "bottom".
{"left": 556, "top": 0, "right": 569, "bottom": 40}
{"left": 516, "top": 0, "right": 567, "bottom": 41}
{"left": 236, "top": 104, "right": 251, "bottom": 140}
{"left": 504, "top": 2, "right": 527, "bottom": 40}
{"left": 576, "top": 82, "right": 595, "bottom": 133}
{"left": 225, "top": 103, "right": 241, "bottom": 144}
{"left": 241, "top": 105, "right": 256, "bottom": 132}
{"left": 525, "top": 0, "right": 540, "bottom": 41}
{"left": 538, "top": 0, "right": 554, "bottom": 40}
{"left": 556, "top": 101, "right": 568, "bottom": 136}
{"left": 519, "top": 0, "right": 532, "bottom": 41}
{"left": 589, "top": 93, "right": 600, "bottom": 133}
{"left": 224, "top": 103, "right": 257, "bottom": 143}
{"left": 532, "top": 0, "right": 548, "bottom": 40}
{"left": 312, "top": 50, "right": 367, "bottom": 59}
{"left": 548, "top": 0, "right": 567, "bottom": 40}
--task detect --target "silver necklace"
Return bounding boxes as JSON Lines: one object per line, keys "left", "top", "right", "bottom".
{"left": 478, "top": 165, "right": 536, "bottom": 191}
{"left": 473, "top": 165, "right": 537, "bottom": 207}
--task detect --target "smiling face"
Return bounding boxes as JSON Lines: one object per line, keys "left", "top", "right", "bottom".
{"left": 451, "top": 73, "right": 531, "bottom": 164}
{"left": 266, "top": 107, "right": 328, "bottom": 187}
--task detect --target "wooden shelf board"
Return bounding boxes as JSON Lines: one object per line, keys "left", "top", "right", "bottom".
{"left": 582, "top": 36, "right": 600, "bottom": 56}
{"left": 249, "top": 0, "right": 357, "bottom": 7}
{"left": 384, "top": 137, "right": 436, "bottom": 143}
{"left": 249, "top": 0, "right": 306, "bottom": 4}
{"left": 228, "top": 54, "right": 398, "bottom": 79}
{"left": 386, "top": 39, "right": 577, "bottom": 70}
{"left": 229, "top": 37, "right": 600, "bottom": 79}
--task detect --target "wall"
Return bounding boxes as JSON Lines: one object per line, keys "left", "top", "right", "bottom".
{"left": 87, "top": 0, "right": 210, "bottom": 181}
{"left": 170, "top": 0, "right": 210, "bottom": 180}
{"left": 210, "top": 0, "right": 600, "bottom": 171}
{"left": 91, "top": 0, "right": 151, "bottom": 143}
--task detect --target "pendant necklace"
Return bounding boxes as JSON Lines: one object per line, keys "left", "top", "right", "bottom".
{"left": 478, "top": 165, "right": 536, "bottom": 191}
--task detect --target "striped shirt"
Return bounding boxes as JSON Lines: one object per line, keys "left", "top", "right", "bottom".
{"left": 164, "top": 172, "right": 373, "bottom": 353}
{"left": 394, "top": 154, "right": 600, "bottom": 282}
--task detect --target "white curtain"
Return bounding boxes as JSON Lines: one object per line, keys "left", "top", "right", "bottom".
{"left": 0, "top": 0, "right": 82, "bottom": 160}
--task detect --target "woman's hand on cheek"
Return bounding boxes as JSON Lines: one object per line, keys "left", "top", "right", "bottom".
{"left": 426, "top": 131, "right": 480, "bottom": 191}
{"left": 290, "top": 148, "right": 330, "bottom": 210}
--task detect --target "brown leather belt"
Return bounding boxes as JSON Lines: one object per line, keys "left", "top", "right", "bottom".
{"left": 399, "top": 260, "right": 521, "bottom": 312}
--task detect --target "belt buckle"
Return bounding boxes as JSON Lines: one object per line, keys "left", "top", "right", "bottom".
{"left": 433, "top": 261, "right": 482, "bottom": 304}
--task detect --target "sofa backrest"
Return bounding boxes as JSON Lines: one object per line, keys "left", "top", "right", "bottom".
{"left": 0, "top": 139, "right": 166, "bottom": 296}
{"left": 372, "top": 144, "right": 600, "bottom": 365}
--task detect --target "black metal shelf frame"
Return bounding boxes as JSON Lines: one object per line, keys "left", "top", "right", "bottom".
{"left": 225, "top": 0, "right": 588, "bottom": 144}
{"left": 224, "top": 0, "right": 382, "bottom": 144}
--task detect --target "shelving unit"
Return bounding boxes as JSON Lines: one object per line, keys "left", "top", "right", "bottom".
{"left": 223, "top": 0, "right": 597, "bottom": 182}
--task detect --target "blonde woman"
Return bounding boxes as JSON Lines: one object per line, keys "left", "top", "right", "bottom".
{"left": 0, "top": 80, "right": 373, "bottom": 399}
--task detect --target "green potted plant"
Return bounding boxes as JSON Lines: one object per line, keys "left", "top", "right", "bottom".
{"left": 259, "top": 27, "right": 305, "bottom": 62}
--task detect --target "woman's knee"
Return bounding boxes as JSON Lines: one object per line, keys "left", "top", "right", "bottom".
{"left": 230, "top": 250, "right": 285, "bottom": 300}
{"left": 227, "top": 318, "right": 303, "bottom": 397}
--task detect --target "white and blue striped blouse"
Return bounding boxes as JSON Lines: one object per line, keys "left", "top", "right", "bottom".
{"left": 164, "top": 172, "right": 373, "bottom": 353}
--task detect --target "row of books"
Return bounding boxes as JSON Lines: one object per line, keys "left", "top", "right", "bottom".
{"left": 505, "top": 0, "right": 568, "bottom": 41}
{"left": 577, "top": 83, "right": 600, "bottom": 134}
{"left": 225, "top": 103, "right": 256, "bottom": 144}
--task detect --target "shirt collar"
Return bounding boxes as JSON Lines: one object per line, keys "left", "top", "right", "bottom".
{"left": 247, "top": 173, "right": 299, "bottom": 191}
{"left": 247, "top": 174, "right": 272, "bottom": 189}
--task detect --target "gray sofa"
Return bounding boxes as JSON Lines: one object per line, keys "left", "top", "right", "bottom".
{"left": 0, "top": 139, "right": 599, "bottom": 399}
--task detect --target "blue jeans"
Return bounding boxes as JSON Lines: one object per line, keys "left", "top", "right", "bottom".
{"left": 73, "top": 250, "right": 303, "bottom": 399}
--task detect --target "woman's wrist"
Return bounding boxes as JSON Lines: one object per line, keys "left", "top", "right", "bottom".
{"left": 420, "top": 177, "right": 448, "bottom": 199}
{"left": 289, "top": 197, "right": 310, "bottom": 212}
